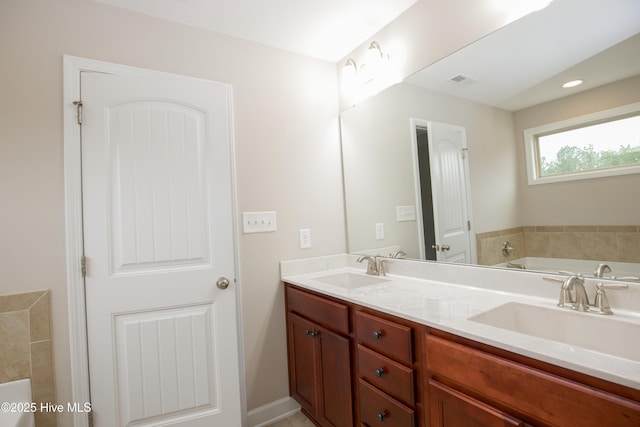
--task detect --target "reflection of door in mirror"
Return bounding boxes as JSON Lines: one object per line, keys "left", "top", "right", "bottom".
{"left": 415, "top": 126, "right": 437, "bottom": 260}
{"left": 412, "top": 119, "right": 476, "bottom": 264}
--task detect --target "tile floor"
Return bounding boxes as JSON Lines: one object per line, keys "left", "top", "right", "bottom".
{"left": 266, "top": 411, "right": 316, "bottom": 427}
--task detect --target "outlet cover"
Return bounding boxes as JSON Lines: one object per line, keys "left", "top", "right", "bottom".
{"left": 375, "top": 223, "right": 385, "bottom": 240}
{"left": 299, "top": 229, "right": 311, "bottom": 249}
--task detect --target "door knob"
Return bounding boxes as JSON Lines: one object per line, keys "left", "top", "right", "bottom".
{"left": 216, "top": 277, "right": 230, "bottom": 290}
{"left": 441, "top": 244, "right": 450, "bottom": 251}
{"left": 431, "top": 244, "right": 440, "bottom": 251}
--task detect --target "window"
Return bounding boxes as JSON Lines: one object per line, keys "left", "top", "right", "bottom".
{"left": 524, "top": 103, "right": 640, "bottom": 185}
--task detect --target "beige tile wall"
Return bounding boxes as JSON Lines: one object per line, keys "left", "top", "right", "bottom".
{"left": 477, "top": 225, "right": 640, "bottom": 266}
{"left": 0, "top": 290, "right": 56, "bottom": 427}
{"left": 476, "top": 227, "right": 527, "bottom": 266}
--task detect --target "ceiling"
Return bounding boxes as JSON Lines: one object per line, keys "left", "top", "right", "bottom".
{"left": 91, "top": 0, "right": 639, "bottom": 108}
{"left": 404, "top": 0, "right": 640, "bottom": 111}
{"left": 93, "top": 0, "right": 417, "bottom": 62}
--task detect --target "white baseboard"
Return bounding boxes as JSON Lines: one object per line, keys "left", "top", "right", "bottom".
{"left": 247, "top": 396, "right": 301, "bottom": 427}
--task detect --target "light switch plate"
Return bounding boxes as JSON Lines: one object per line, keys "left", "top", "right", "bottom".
{"left": 397, "top": 205, "right": 416, "bottom": 222}
{"left": 242, "top": 211, "right": 277, "bottom": 233}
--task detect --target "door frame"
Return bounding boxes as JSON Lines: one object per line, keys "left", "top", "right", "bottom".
{"left": 409, "top": 118, "right": 428, "bottom": 260}
{"left": 62, "top": 55, "right": 246, "bottom": 427}
{"left": 409, "top": 117, "right": 477, "bottom": 264}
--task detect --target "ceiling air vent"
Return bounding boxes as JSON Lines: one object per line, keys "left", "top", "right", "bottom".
{"left": 449, "top": 74, "right": 478, "bottom": 85}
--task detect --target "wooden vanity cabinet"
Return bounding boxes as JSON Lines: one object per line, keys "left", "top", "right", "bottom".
{"left": 285, "top": 284, "right": 424, "bottom": 427}
{"left": 424, "top": 330, "right": 640, "bottom": 427}
{"left": 285, "top": 284, "right": 353, "bottom": 426}
{"left": 285, "top": 282, "right": 640, "bottom": 427}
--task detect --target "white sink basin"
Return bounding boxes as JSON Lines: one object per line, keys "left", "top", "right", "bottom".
{"left": 469, "top": 302, "right": 640, "bottom": 362}
{"left": 313, "top": 272, "right": 390, "bottom": 289}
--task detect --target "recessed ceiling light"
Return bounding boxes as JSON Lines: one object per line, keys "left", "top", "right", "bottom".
{"left": 562, "top": 79, "right": 583, "bottom": 89}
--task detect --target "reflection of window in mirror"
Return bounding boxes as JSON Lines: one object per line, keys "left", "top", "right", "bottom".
{"left": 525, "top": 103, "right": 640, "bottom": 185}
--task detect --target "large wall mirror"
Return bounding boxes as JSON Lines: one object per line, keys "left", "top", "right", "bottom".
{"left": 340, "top": 0, "right": 640, "bottom": 281}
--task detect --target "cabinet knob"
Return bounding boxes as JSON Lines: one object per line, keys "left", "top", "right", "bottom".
{"left": 376, "top": 411, "right": 387, "bottom": 422}
{"left": 305, "top": 329, "right": 318, "bottom": 338}
{"left": 375, "top": 368, "right": 385, "bottom": 377}
{"left": 372, "top": 330, "right": 383, "bottom": 340}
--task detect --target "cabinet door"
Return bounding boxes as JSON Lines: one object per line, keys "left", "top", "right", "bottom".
{"left": 428, "top": 379, "right": 524, "bottom": 427}
{"left": 318, "top": 326, "right": 353, "bottom": 427}
{"left": 288, "top": 312, "right": 319, "bottom": 417}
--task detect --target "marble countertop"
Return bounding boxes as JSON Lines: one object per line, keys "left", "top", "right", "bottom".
{"left": 281, "top": 256, "right": 640, "bottom": 391}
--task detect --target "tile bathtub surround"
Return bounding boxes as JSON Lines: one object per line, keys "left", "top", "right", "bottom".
{"left": 0, "top": 290, "right": 56, "bottom": 427}
{"left": 477, "top": 225, "right": 640, "bottom": 266}
{"left": 476, "top": 226, "right": 526, "bottom": 266}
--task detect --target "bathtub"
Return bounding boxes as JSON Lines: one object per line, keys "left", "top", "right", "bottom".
{"left": 494, "top": 256, "right": 640, "bottom": 278}
{"left": 0, "top": 379, "right": 35, "bottom": 427}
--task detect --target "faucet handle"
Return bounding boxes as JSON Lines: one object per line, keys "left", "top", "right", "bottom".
{"left": 558, "top": 270, "right": 578, "bottom": 276}
{"left": 611, "top": 276, "right": 640, "bottom": 282}
{"left": 543, "top": 274, "right": 583, "bottom": 286}
{"left": 594, "top": 283, "right": 628, "bottom": 315}
{"left": 598, "top": 283, "right": 629, "bottom": 291}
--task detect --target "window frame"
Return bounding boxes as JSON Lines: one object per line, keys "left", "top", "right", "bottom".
{"left": 524, "top": 102, "right": 640, "bottom": 185}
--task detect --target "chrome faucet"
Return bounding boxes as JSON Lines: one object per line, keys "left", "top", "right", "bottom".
{"left": 545, "top": 274, "right": 628, "bottom": 315}
{"left": 391, "top": 250, "right": 406, "bottom": 259}
{"left": 357, "top": 255, "right": 386, "bottom": 276}
{"left": 506, "top": 261, "right": 526, "bottom": 270}
{"left": 547, "top": 275, "right": 587, "bottom": 310}
{"left": 565, "top": 275, "right": 590, "bottom": 311}
{"left": 594, "top": 263, "right": 611, "bottom": 278}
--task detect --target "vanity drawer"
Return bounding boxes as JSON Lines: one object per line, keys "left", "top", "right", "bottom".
{"left": 358, "top": 344, "right": 414, "bottom": 405}
{"left": 286, "top": 285, "right": 349, "bottom": 334}
{"left": 355, "top": 310, "right": 413, "bottom": 364}
{"left": 359, "top": 379, "right": 415, "bottom": 427}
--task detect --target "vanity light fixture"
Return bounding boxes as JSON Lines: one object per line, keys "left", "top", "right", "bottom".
{"left": 342, "top": 41, "right": 400, "bottom": 106}
{"left": 366, "top": 41, "right": 384, "bottom": 65}
{"left": 562, "top": 79, "right": 583, "bottom": 88}
{"left": 363, "top": 41, "right": 387, "bottom": 83}
{"left": 342, "top": 58, "right": 359, "bottom": 85}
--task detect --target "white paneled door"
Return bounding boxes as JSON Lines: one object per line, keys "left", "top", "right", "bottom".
{"left": 80, "top": 71, "right": 242, "bottom": 426}
{"left": 427, "top": 121, "right": 473, "bottom": 264}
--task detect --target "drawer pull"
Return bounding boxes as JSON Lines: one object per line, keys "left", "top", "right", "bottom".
{"left": 376, "top": 411, "right": 387, "bottom": 422}
{"left": 373, "top": 330, "right": 383, "bottom": 339}
{"left": 305, "top": 329, "right": 319, "bottom": 338}
{"left": 375, "top": 368, "right": 385, "bottom": 377}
